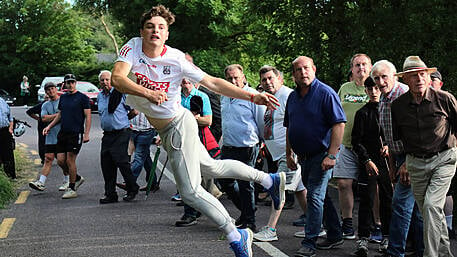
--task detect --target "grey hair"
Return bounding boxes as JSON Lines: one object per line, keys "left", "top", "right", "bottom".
{"left": 370, "top": 60, "right": 397, "bottom": 78}
{"left": 98, "top": 70, "right": 111, "bottom": 80}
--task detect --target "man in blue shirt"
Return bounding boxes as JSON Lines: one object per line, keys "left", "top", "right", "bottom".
{"left": 43, "top": 74, "right": 90, "bottom": 199}
{"left": 220, "top": 64, "right": 264, "bottom": 232}
{"left": 285, "top": 56, "right": 346, "bottom": 257}
{"left": 0, "top": 97, "right": 15, "bottom": 179}
{"left": 97, "top": 70, "right": 139, "bottom": 204}
{"left": 30, "top": 82, "right": 69, "bottom": 191}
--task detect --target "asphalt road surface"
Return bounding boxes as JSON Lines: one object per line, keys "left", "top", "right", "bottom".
{"left": 1, "top": 106, "right": 456, "bottom": 257}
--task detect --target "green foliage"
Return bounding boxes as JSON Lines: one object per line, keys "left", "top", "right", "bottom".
{"left": 0, "top": 169, "right": 16, "bottom": 209}
{"left": 0, "top": 0, "right": 99, "bottom": 97}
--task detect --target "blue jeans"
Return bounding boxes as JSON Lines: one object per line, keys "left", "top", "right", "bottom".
{"left": 300, "top": 152, "right": 342, "bottom": 250}
{"left": 131, "top": 129, "right": 157, "bottom": 183}
{"left": 388, "top": 155, "right": 424, "bottom": 257}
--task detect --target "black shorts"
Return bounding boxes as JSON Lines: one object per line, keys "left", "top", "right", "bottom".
{"left": 44, "top": 144, "right": 57, "bottom": 154}
{"left": 56, "top": 131, "right": 83, "bottom": 154}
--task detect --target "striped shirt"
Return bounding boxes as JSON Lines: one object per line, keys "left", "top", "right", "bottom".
{"left": 378, "top": 82, "right": 409, "bottom": 154}
{"left": 130, "top": 111, "right": 153, "bottom": 131}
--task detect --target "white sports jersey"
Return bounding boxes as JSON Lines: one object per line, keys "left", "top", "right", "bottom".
{"left": 116, "top": 37, "right": 206, "bottom": 119}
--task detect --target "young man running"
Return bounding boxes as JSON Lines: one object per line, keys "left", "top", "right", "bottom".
{"left": 111, "top": 5, "right": 285, "bottom": 257}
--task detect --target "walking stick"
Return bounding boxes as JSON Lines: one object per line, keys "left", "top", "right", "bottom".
{"left": 154, "top": 156, "right": 168, "bottom": 192}
{"left": 145, "top": 147, "right": 161, "bottom": 200}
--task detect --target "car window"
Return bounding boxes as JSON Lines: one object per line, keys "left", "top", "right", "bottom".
{"left": 76, "top": 82, "right": 99, "bottom": 93}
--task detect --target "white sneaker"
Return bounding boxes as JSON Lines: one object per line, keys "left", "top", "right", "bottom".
{"left": 294, "top": 227, "right": 327, "bottom": 238}
{"left": 254, "top": 226, "right": 278, "bottom": 242}
{"left": 75, "top": 176, "right": 85, "bottom": 190}
{"left": 58, "top": 181, "right": 69, "bottom": 191}
{"left": 62, "top": 188, "right": 78, "bottom": 199}
{"left": 29, "top": 180, "right": 46, "bottom": 191}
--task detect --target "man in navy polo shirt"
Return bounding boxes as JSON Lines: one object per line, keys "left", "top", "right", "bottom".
{"left": 285, "top": 56, "right": 346, "bottom": 257}
{"left": 43, "top": 74, "right": 90, "bottom": 199}
{"left": 97, "top": 70, "right": 139, "bottom": 204}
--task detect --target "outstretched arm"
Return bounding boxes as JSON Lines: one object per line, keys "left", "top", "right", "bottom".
{"left": 199, "top": 75, "right": 279, "bottom": 109}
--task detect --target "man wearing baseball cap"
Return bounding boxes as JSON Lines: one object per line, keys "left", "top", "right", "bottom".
{"left": 391, "top": 56, "right": 457, "bottom": 257}
{"left": 43, "top": 74, "right": 91, "bottom": 199}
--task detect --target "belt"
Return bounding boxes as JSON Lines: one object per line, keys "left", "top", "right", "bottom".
{"left": 410, "top": 148, "right": 449, "bottom": 159}
{"left": 222, "top": 145, "right": 253, "bottom": 150}
{"left": 104, "top": 128, "right": 129, "bottom": 135}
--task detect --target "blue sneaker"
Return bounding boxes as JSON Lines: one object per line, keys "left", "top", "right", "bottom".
{"left": 369, "top": 226, "right": 382, "bottom": 243}
{"left": 230, "top": 228, "right": 253, "bottom": 257}
{"left": 266, "top": 172, "right": 286, "bottom": 210}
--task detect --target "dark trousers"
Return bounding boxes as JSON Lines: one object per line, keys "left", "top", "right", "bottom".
{"left": 38, "top": 125, "right": 46, "bottom": 163}
{"left": 357, "top": 157, "right": 393, "bottom": 237}
{"left": 218, "top": 145, "right": 259, "bottom": 225}
{"left": 100, "top": 130, "right": 138, "bottom": 197}
{"left": 0, "top": 127, "right": 15, "bottom": 178}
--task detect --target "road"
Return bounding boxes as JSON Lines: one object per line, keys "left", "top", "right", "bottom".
{"left": 1, "top": 106, "right": 456, "bottom": 257}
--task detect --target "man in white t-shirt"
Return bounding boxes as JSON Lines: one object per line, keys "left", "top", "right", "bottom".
{"left": 110, "top": 5, "right": 286, "bottom": 257}
{"left": 253, "top": 65, "right": 308, "bottom": 242}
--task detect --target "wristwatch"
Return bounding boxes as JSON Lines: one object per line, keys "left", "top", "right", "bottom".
{"left": 326, "top": 153, "right": 337, "bottom": 160}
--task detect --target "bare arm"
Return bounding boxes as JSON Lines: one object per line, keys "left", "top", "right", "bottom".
{"left": 8, "top": 121, "right": 13, "bottom": 134}
{"left": 286, "top": 128, "right": 298, "bottom": 170}
{"left": 83, "top": 109, "right": 91, "bottom": 143}
{"left": 43, "top": 112, "right": 61, "bottom": 135}
{"left": 195, "top": 114, "right": 212, "bottom": 127}
{"left": 41, "top": 113, "right": 59, "bottom": 123}
{"left": 111, "top": 62, "right": 168, "bottom": 105}
{"left": 199, "top": 75, "right": 279, "bottom": 109}
{"left": 321, "top": 122, "right": 345, "bottom": 171}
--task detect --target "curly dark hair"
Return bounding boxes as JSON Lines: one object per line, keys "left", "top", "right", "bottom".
{"left": 140, "top": 5, "right": 176, "bottom": 28}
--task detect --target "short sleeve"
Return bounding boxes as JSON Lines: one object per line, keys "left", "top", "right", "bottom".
{"left": 200, "top": 93, "right": 213, "bottom": 116}
{"left": 323, "top": 90, "right": 346, "bottom": 125}
{"left": 81, "top": 94, "right": 90, "bottom": 109}
{"left": 181, "top": 57, "right": 206, "bottom": 84}
{"left": 40, "top": 102, "right": 49, "bottom": 117}
{"left": 116, "top": 38, "right": 136, "bottom": 66}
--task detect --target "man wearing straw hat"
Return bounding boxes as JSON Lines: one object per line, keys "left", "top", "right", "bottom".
{"left": 392, "top": 56, "right": 457, "bottom": 257}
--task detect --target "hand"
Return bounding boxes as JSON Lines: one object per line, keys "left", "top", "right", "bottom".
{"left": 365, "top": 161, "right": 379, "bottom": 176}
{"left": 286, "top": 154, "right": 298, "bottom": 171}
{"left": 145, "top": 90, "right": 168, "bottom": 105}
{"left": 380, "top": 145, "right": 389, "bottom": 157}
{"left": 252, "top": 92, "right": 279, "bottom": 110}
{"left": 8, "top": 127, "right": 13, "bottom": 135}
{"left": 154, "top": 135, "right": 162, "bottom": 146}
{"left": 43, "top": 126, "right": 50, "bottom": 135}
{"left": 321, "top": 156, "right": 336, "bottom": 171}
{"left": 194, "top": 114, "right": 200, "bottom": 121}
{"left": 83, "top": 133, "right": 89, "bottom": 143}
{"left": 398, "top": 163, "right": 410, "bottom": 185}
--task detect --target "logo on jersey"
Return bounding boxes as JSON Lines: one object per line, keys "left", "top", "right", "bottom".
{"left": 139, "top": 58, "right": 157, "bottom": 68}
{"left": 135, "top": 72, "right": 170, "bottom": 92}
{"left": 163, "top": 66, "right": 171, "bottom": 75}
{"left": 119, "top": 45, "right": 132, "bottom": 57}
{"left": 343, "top": 94, "right": 367, "bottom": 103}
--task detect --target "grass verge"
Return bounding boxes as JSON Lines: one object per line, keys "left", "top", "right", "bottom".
{"left": 0, "top": 147, "right": 37, "bottom": 208}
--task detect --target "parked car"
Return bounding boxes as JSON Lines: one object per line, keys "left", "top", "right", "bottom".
{"left": 0, "top": 89, "right": 16, "bottom": 105}
{"left": 58, "top": 81, "right": 100, "bottom": 111}
{"left": 36, "top": 76, "right": 65, "bottom": 102}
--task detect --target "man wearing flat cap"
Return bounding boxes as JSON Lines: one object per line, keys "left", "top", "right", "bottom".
{"left": 391, "top": 56, "right": 457, "bottom": 257}
{"left": 430, "top": 71, "right": 443, "bottom": 91}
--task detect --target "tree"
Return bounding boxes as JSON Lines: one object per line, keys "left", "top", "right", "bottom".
{"left": 0, "top": 0, "right": 97, "bottom": 95}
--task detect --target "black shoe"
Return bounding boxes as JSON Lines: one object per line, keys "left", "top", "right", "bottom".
{"left": 123, "top": 192, "right": 137, "bottom": 202}
{"left": 175, "top": 215, "right": 197, "bottom": 227}
{"left": 116, "top": 182, "right": 127, "bottom": 191}
{"left": 99, "top": 195, "right": 118, "bottom": 204}
{"left": 235, "top": 217, "right": 245, "bottom": 228}
{"left": 140, "top": 184, "right": 160, "bottom": 191}
{"left": 294, "top": 246, "right": 316, "bottom": 257}
{"left": 316, "top": 238, "right": 344, "bottom": 250}
{"left": 176, "top": 201, "right": 185, "bottom": 206}
{"left": 449, "top": 227, "right": 456, "bottom": 239}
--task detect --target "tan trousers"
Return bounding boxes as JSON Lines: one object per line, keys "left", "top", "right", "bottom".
{"left": 407, "top": 147, "right": 457, "bottom": 257}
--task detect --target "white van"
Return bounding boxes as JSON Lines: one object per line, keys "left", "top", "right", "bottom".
{"left": 36, "top": 76, "right": 64, "bottom": 102}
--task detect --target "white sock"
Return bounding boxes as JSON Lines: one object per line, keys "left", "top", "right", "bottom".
{"left": 227, "top": 228, "right": 241, "bottom": 243}
{"left": 39, "top": 175, "right": 47, "bottom": 184}
{"left": 261, "top": 175, "right": 273, "bottom": 189}
{"left": 446, "top": 215, "right": 453, "bottom": 230}
{"left": 64, "top": 175, "right": 69, "bottom": 182}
